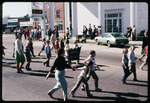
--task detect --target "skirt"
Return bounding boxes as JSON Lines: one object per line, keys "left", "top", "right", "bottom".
{"left": 141, "top": 49, "right": 145, "bottom": 56}
{"left": 15, "top": 50, "right": 25, "bottom": 64}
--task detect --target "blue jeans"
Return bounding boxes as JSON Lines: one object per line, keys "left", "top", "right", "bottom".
{"left": 122, "top": 64, "right": 130, "bottom": 83}
{"left": 48, "top": 70, "right": 68, "bottom": 101}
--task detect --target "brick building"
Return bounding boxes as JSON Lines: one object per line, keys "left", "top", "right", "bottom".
{"left": 45, "top": 2, "right": 65, "bottom": 32}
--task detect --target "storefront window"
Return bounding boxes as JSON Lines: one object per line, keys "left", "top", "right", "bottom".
{"left": 105, "top": 13, "right": 122, "bottom": 33}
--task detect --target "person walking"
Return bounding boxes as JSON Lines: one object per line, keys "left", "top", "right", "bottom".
{"left": 92, "top": 25, "right": 96, "bottom": 39}
{"left": 28, "top": 38, "right": 35, "bottom": 57}
{"left": 129, "top": 45, "right": 138, "bottom": 81}
{"left": 23, "top": 28, "right": 26, "bottom": 40}
{"left": 121, "top": 48, "right": 130, "bottom": 84}
{"left": 24, "top": 42, "right": 32, "bottom": 71}
{"left": 66, "top": 27, "right": 70, "bottom": 40}
{"left": 55, "top": 39, "right": 60, "bottom": 54}
{"left": 43, "top": 40, "right": 52, "bottom": 67}
{"left": 25, "top": 27, "right": 30, "bottom": 39}
{"left": 31, "top": 28, "right": 34, "bottom": 40}
{"left": 60, "top": 38, "right": 65, "bottom": 49}
{"left": 81, "top": 50, "right": 101, "bottom": 91}
{"left": 46, "top": 49, "right": 74, "bottom": 101}
{"left": 38, "top": 38, "right": 46, "bottom": 56}
{"left": 140, "top": 46, "right": 148, "bottom": 70}
{"left": 139, "top": 31, "right": 148, "bottom": 61}
{"left": 70, "top": 61, "right": 93, "bottom": 97}
{"left": 64, "top": 39, "right": 70, "bottom": 57}
{"left": 50, "top": 31, "right": 57, "bottom": 53}
{"left": 15, "top": 33, "right": 25, "bottom": 73}
{"left": 48, "top": 28, "right": 52, "bottom": 40}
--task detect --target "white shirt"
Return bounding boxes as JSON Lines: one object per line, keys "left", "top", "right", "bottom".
{"left": 50, "top": 34, "right": 56, "bottom": 43}
{"left": 129, "top": 51, "right": 136, "bottom": 63}
{"left": 78, "top": 66, "right": 90, "bottom": 78}
{"left": 84, "top": 56, "right": 96, "bottom": 71}
{"left": 15, "top": 39, "right": 24, "bottom": 55}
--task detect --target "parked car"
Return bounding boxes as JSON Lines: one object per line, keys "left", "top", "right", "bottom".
{"left": 4, "top": 29, "right": 12, "bottom": 34}
{"left": 95, "top": 33, "right": 129, "bottom": 47}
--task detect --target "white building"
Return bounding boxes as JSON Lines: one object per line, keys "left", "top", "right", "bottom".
{"left": 64, "top": 2, "right": 148, "bottom": 38}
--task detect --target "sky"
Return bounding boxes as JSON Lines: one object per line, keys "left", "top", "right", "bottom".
{"left": 2, "top": 2, "right": 31, "bottom": 18}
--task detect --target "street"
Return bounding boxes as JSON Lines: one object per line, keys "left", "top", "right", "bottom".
{"left": 2, "top": 34, "right": 148, "bottom": 101}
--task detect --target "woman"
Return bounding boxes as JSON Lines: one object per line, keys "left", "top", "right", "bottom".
{"left": 15, "top": 33, "right": 25, "bottom": 73}
{"left": 121, "top": 48, "right": 130, "bottom": 84}
{"left": 46, "top": 49, "right": 74, "bottom": 101}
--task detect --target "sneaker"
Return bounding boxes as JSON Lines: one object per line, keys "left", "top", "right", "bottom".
{"left": 48, "top": 92, "right": 53, "bottom": 98}
{"left": 81, "top": 87, "right": 85, "bottom": 91}
{"left": 87, "top": 94, "right": 93, "bottom": 97}
{"left": 95, "top": 88, "right": 102, "bottom": 91}
{"left": 19, "top": 70, "right": 24, "bottom": 73}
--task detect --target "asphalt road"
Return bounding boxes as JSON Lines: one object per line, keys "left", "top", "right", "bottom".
{"left": 2, "top": 34, "right": 148, "bottom": 101}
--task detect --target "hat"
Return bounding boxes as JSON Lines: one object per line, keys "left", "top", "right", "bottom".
{"left": 90, "top": 50, "right": 95, "bottom": 54}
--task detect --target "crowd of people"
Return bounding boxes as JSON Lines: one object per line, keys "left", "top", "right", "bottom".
{"left": 2, "top": 25, "right": 148, "bottom": 101}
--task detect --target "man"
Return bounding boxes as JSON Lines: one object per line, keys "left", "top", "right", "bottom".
{"left": 92, "top": 25, "right": 96, "bottom": 39}
{"left": 48, "top": 28, "right": 52, "bottom": 40}
{"left": 83, "top": 25, "right": 87, "bottom": 43}
{"left": 129, "top": 45, "right": 138, "bottom": 81}
{"left": 81, "top": 50, "right": 102, "bottom": 91}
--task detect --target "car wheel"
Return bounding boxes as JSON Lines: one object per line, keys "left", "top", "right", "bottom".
{"left": 96, "top": 40, "right": 100, "bottom": 45}
{"left": 107, "top": 41, "right": 111, "bottom": 47}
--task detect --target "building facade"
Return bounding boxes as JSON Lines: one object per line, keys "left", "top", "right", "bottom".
{"left": 64, "top": 2, "right": 148, "bottom": 38}
{"left": 45, "top": 2, "right": 65, "bottom": 32}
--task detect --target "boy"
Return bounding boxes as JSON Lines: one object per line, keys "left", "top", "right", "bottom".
{"left": 70, "top": 61, "right": 93, "bottom": 97}
{"left": 43, "top": 40, "right": 52, "bottom": 67}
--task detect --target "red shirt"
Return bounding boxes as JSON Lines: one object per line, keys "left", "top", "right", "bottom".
{"left": 145, "top": 46, "right": 148, "bottom": 55}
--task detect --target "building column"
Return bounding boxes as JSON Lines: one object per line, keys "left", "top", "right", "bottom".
{"left": 41, "top": 2, "right": 46, "bottom": 39}
{"left": 98, "top": 2, "right": 102, "bottom": 27}
{"left": 64, "top": 2, "right": 70, "bottom": 32}
{"left": 71, "top": 2, "right": 78, "bottom": 39}
{"left": 130, "top": 2, "right": 136, "bottom": 27}
{"left": 49, "top": 2, "right": 55, "bottom": 30}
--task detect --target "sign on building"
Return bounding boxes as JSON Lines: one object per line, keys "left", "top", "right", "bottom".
{"left": 20, "top": 22, "right": 33, "bottom": 27}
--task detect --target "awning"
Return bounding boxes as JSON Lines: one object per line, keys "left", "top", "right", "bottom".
{"left": 6, "top": 25, "right": 18, "bottom": 27}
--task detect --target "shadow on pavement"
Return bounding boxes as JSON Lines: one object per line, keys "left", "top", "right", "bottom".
{"left": 74, "top": 90, "right": 146, "bottom": 101}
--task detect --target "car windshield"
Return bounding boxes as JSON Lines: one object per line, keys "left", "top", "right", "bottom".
{"left": 111, "top": 34, "right": 123, "bottom": 37}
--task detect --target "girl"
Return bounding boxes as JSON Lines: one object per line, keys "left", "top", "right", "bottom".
{"left": 73, "top": 39, "right": 79, "bottom": 49}
{"left": 25, "top": 42, "right": 32, "bottom": 71}
{"left": 46, "top": 49, "right": 74, "bottom": 101}
{"left": 55, "top": 39, "right": 59, "bottom": 54}
{"left": 122, "top": 48, "right": 130, "bottom": 84}
{"left": 38, "top": 38, "right": 46, "bottom": 56}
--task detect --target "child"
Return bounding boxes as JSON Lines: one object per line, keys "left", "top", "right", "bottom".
{"left": 38, "top": 38, "right": 46, "bottom": 56}
{"left": 29, "top": 38, "right": 35, "bottom": 57}
{"left": 73, "top": 39, "right": 79, "bottom": 49}
{"left": 60, "top": 38, "right": 65, "bottom": 49}
{"left": 64, "top": 39, "right": 70, "bottom": 56}
{"left": 43, "top": 40, "right": 52, "bottom": 67}
{"left": 25, "top": 43, "right": 32, "bottom": 71}
{"left": 122, "top": 48, "right": 130, "bottom": 84}
{"left": 55, "top": 39, "right": 59, "bottom": 54}
{"left": 70, "top": 61, "right": 93, "bottom": 97}
{"left": 129, "top": 45, "right": 138, "bottom": 81}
